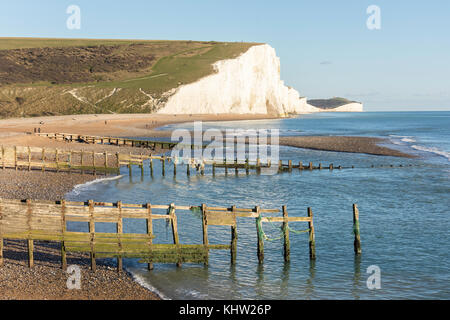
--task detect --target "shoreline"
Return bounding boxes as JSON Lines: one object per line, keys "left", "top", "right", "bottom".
{"left": 0, "top": 112, "right": 415, "bottom": 300}
{"left": 1, "top": 113, "right": 414, "bottom": 158}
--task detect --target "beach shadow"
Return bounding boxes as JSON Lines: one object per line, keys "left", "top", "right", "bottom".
{"left": 2, "top": 239, "right": 113, "bottom": 269}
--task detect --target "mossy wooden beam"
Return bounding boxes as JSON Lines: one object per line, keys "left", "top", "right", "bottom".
{"left": 282, "top": 206, "right": 290, "bottom": 263}
{"left": 255, "top": 206, "right": 264, "bottom": 264}
{"left": 353, "top": 204, "right": 362, "bottom": 255}
{"left": 308, "top": 207, "right": 316, "bottom": 260}
{"left": 231, "top": 205, "right": 238, "bottom": 265}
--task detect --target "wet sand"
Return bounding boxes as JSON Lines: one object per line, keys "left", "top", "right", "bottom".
{"left": 279, "top": 136, "right": 414, "bottom": 158}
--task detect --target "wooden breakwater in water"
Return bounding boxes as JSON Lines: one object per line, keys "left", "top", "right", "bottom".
{"left": 0, "top": 199, "right": 360, "bottom": 270}
{"left": 35, "top": 132, "right": 179, "bottom": 150}
{"left": 1, "top": 144, "right": 410, "bottom": 180}
{"left": 0, "top": 144, "right": 349, "bottom": 178}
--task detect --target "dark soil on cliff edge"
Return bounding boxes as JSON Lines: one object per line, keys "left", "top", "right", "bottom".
{"left": 307, "top": 97, "right": 360, "bottom": 109}
{"left": 0, "top": 44, "right": 156, "bottom": 85}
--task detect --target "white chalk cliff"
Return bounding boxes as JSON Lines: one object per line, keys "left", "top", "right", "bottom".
{"left": 157, "top": 44, "right": 323, "bottom": 116}
{"left": 317, "top": 103, "right": 364, "bottom": 112}
{"left": 157, "top": 44, "right": 363, "bottom": 116}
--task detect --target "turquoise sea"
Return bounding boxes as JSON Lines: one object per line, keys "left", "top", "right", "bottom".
{"left": 66, "top": 112, "right": 450, "bottom": 300}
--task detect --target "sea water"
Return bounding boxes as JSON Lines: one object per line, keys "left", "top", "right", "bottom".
{"left": 66, "top": 112, "right": 450, "bottom": 300}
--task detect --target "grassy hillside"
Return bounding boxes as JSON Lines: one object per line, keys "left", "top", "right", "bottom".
{"left": 0, "top": 38, "right": 258, "bottom": 118}
{"left": 307, "top": 97, "right": 359, "bottom": 109}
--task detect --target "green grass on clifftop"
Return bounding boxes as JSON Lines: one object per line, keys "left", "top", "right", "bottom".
{"left": 0, "top": 38, "right": 259, "bottom": 118}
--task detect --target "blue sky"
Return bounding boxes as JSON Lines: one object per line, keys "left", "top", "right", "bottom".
{"left": 0, "top": 0, "right": 449, "bottom": 111}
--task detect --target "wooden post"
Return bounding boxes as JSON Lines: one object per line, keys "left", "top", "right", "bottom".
{"left": 0, "top": 236, "right": 3, "bottom": 267}
{"left": 309, "top": 162, "right": 313, "bottom": 170}
{"left": 42, "top": 148, "right": 45, "bottom": 172}
{"left": 161, "top": 157, "right": 165, "bottom": 176}
{"left": 255, "top": 206, "right": 264, "bottom": 264}
{"left": 282, "top": 206, "right": 290, "bottom": 263}
{"left": 2, "top": 145, "right": 5, "bottom": 170}
{"left": 27, "top": 146, "right": 31, "bottom": 171}
{"left": 81, "top": 150, "right": 84, "bottom": 168}
{"left": 169, "top": 204, "right": 181, "bottom": 267}
{"left": 288, "top": 160, "right": 292, "bottom": 172}
{"left": 140, "top": 159, "right": 144, "bottom": 178}
{"left": 212, "top": 162, "right": 216, "bottom": 176}
{"left": 235, "top": 158, "right": 238, "bottom": 175}
{"left": 319, "top": 163, "right": 322, "bottom": 170}
{"left": 329, "top": 164, "right": 334, "bottom": 170}
{"left": 353, "top": 204, "right": 362, "bottom": 255}
{"left": 307, "top": 207, "right": 316, "bottom": 260}
{"left": 278, "top": 160, "right": 283, "bottom": 173}
{"left": 92, "top": 151, "right": 95, "bottom": 174}
{"left": 117, "top": 201, "right": 123, "bottom": 272}
{"left": 14, "top": 146, "right": 17, "bottom": 171}
{"left": 245, "top": 158, "right": 249, "bottom": 175}
{"left": 231, "top": 205, "right": 238, "bottom": 265}
{"left": 173, "top": 160, "right": 177, "bottom": 176}
{"left": 54, "top": 149, "right": 60, "bottom": 172}
{"left": 150, "top": 158, "right": 154, "bottom": 176}
{"left": 186, "top": 162, "right": 190, "bottom": 176}
{"left": 201, "top": 204, "right": 209, "bottom": 266}
{"left": 60, "top": 200, "right": 67, "bottom": 270}
{"left": 128, "top": 160, "right": 132, "bottom": 177}
{"left": 88, "top": 200, "right": 96, "bottom": 271}
{"left": 299, "top": 161, "right": 303, "bottom": 170}
{"left": 146, "top": 203, "right": 154, "bottom": 270}
{"left": 27, "top": 200, "right": 34, "bottom": 268}
{"left": 67, "top": 151, "right": 73, "bottom": 172}
{"left": 224, "top": 160, "right": 228, "bottom": 176}
{"left": 115, "top": 153, "right": 120, "bottom": 173}
{"left": 104, "top": 152, "right": 108, "bottom": 169}
{"left": 0, "top": 199, "right": 3, "bottom": 267}
{"left": 256, "top": 158, "right": 261, "bottom": 174}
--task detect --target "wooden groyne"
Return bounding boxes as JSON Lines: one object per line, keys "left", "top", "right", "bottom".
{"left": 35, "top": 132, "right": 179, "bottom": 150}
{"left": 1, "top": 145, "right": 121, "bottom": 175}
{"left": 0, "top": 198, "right": 331, "bottom": 270}
{"left": 1, "top": 144, "right": 410, "bottom": 180}
{"left": 0, "top": 145, "right": 347, "bottom": 177}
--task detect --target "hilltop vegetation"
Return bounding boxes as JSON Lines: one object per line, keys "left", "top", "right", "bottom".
{"left": 0, "top": 38, "right": 258, "bottom": 118}
{"left": 307, "top": 97, "right": 359, "bottom": 109}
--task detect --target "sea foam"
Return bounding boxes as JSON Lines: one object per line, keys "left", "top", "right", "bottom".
{"left": 411, "top": 145, "right": 450, "bottom": 161}
{"left": 68, "top": 175, "right": 125, "bottom": 196}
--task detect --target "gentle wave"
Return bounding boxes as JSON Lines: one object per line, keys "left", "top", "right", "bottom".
{"left": 69, "top": 175, "right": 125, "bottom": 196}
{"left": 389, "top": 135, "right": 417, "bottom": 145}
{"left": 411, "top": 145, "right": 450, "bottom": 161}
{"left": 126, "top": 270, "right": 171, "bottom": 300}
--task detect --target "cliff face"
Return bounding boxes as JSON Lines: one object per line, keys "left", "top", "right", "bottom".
{"left": 157, "top": 44, "right": 319, "bottom": 116}
{"left": 318, "top": 103, "right": 363, "bottom": 112}
{"left": 0, "top": 40, "right": 363, "bottom": 118}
